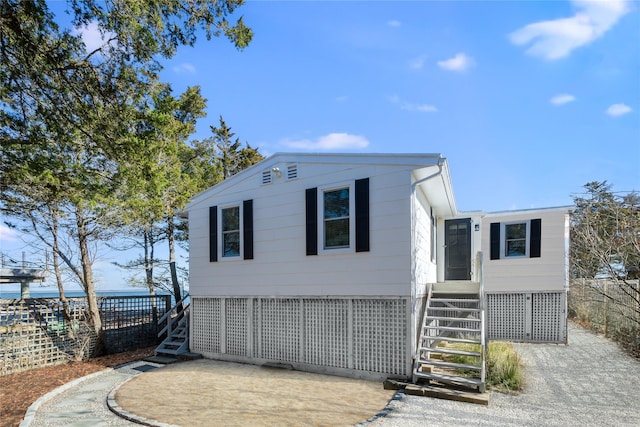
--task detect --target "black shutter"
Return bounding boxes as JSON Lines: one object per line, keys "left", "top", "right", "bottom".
{"left": 355, "top": 178, "right": 370, "bottom": 252}
{"left": 243, "top": 199, "right": 254, "bottom": 260}
{"left": 530, "top": 218, "right": 542, "bottom": 258}
{"left": 209, "top": 206, "right": 218, "bottom": 262}
{"left": 490, "top": 222, "right": 500, "bottom": 260}
{"left": 305, "top": 188, "right": 318, "bottom": 255}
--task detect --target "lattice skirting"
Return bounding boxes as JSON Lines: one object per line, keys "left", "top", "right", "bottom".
{"left": 191, "top": 297, "right": 410, "bottom": 379}
{"left": 486, "top": 291, "right": 567, "bottom": 343}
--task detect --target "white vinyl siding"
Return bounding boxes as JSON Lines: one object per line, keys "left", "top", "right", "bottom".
{"left": 187, "top": 161, "right": 418, "bottom": 297}
{"left": 482, "top": 208, "right": 570, "bottom": 292}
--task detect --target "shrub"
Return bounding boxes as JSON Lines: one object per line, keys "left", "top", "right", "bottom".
{"left": 486, "top": 341, "right": 524, "bottom": 393}
{"left": 441, "top": 340, "right": 524, "bottom": 393}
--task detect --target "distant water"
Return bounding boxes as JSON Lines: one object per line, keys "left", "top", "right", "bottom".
{"left": 0, "top": 289, "right": 171, "bottom": 299}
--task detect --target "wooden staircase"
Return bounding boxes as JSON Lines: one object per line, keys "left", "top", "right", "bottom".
{"left": 413, "top": 280, "right": 487, "bottom": 393}
{"left": 155, "top": 296, "right": 190, "bottom": 357}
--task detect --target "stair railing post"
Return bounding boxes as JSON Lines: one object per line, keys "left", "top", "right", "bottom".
{"left": 478, "top": 251, "right": 487, "bottom": 390}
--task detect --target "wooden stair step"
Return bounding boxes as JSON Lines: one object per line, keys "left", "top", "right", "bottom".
{"left": 414, "top": 371, "right": 484, "bottom": 387}
{"left": 418, "top": 347, "right": 481, "bottom": 357}
{"left": 418, "top": 359, "right": 482, "bottom": 371}
{"left": 404, "top": 384, "right": 488, "bottom": 404}
{"left": 429, "top": 298, "right": 480, "bottom": 304}
{"left": 421, "top": 336, "right": 481, "bottom": 345}
{"left": 427, "top": 307, "right": 480, "bottom": 313}
{"left": 425, "top": 315, "right": 481, "bottom": 322}
{"left": 423, "top": 325, "right": 481, "bottom": 333}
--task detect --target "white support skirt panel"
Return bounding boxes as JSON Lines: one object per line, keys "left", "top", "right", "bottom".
{"left": 259, "top": 298, "right": 300, "bottom": 362}
{"left": 486, "top": 292, "right": 566, "bottom": 343}
{"left": 486, "top": 293, "right": 527, "bottom": 341}
{"left": 191, "top": 298, "right": 221, "bottom": 353}
{"left": 191, "top": 296, "right": 409, "bottom": 379}
{"left": 303, "top": 299, "right": 349, "bottom": 368}
{"left": 532, "top": 293, "right": 564, "bottom": 342}
{"left": 225, "top": 298, "right": 248, "bottom": 356}
{"left": 352, "top": 299, "right": 407, "bottom": 376}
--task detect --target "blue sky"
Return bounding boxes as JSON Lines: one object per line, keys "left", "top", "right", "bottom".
{"left": 1, "top": 0, "right": 639, "bottom": 292}
{"left": 153, "top": 0, "right": 639, "bottom": 212}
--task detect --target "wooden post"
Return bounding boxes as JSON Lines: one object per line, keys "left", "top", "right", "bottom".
{"left": 603, "top": 281, "right": 609, "bottom": 337}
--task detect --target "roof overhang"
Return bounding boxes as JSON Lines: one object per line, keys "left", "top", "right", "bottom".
{"left": 412, "top": 158, "right": 457, "bottom": 217}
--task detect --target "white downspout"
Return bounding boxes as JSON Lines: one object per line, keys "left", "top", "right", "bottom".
{"left": 409, "top": 159, "right": 445, "bottom": 373}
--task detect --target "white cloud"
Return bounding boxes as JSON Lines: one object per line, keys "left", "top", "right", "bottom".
{"left": 509, "top": 0, "right": 630, "bottom": 60}
{"left": 606, "top": 103, "right": 632, "bottom": 117}
{"left": 172, "top": 63, "right": 197, "bottom": 74}
{"left": 0, "top": 224, "right": 20, "bottom": 243}
{"left": 550, "top": 94, "right": 576, "bottom": 105}
{"left": 387, "top": 20, "right": 401, "bottom": 28}
{"left": 281, "top": 133, "right": 370, "bottom": 151}
{"left": 437, "top": 53, "right": 476, "bottom": 72}
{"left": 72, "top": 21, "right": 115, "bottom": 53}
{"left": 409, "top": 55, "right": 427, "bottom": 70}
{"left": 402, "top": 103, "right": 438, "bottom": 113}
{"left": 389, "top": 95, "right": 438, "bottom": 113}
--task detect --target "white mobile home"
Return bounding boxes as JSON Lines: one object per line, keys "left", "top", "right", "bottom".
{"left": 183, "top": 153, "right": 570, "bottom": 389}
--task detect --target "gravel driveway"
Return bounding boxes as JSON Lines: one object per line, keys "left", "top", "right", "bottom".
{"left": 24, "top": 321, "right": 640, "bottom": 427}
{"left": 371, "top": 322, "right": 640, "bottom": 427}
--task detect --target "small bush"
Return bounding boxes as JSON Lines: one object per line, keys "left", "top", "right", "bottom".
{"left": 486, "top": 341, "right": 524, "bottom": 393}
{"left": 441, "top": 341, "right": 524, "bottom": 393}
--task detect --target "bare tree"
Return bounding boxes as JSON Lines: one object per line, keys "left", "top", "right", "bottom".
{"left": 571, "top": 181, "right": 640, "bottom": 333}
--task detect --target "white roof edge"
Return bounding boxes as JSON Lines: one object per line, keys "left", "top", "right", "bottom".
{"left": 264, "top": 152, "right": 445, "bottom": 166}
{"left": 439, "top": 160, "right": 458, "bottom": 216}
{"left": 187, "top": 152, "right": 445, "bottom": 209}
{"left": 456, "top": 210, "right": 485, "bottom": 216}
{"left": 484, "top": 205, "right": 574, "bottom": 216}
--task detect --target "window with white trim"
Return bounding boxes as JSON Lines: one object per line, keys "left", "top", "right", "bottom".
{"left": 221, "top": 206, "right": 241, "bottom": 257}
{"left": 490, "top": 218, "right": 541, "bottom": 260}
{"left": 323, "top": 187, "right": 350, "bottom": 249}
{"left": 305, "top": 179, "right": 368, "bottom": 256}
{"left": 502, "top": 221, "right": 529, "bottom": 258}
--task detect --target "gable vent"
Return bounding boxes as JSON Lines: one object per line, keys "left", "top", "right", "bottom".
{"left": 262, "top": 170, "right": 272, "bottom": 185}
{"left": 287, "top": 164, "right": 298, "bottom": 180}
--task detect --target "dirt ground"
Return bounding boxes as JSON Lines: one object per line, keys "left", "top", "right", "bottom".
{"left": 116, "top": 359, "right": 396, "bottom": 427}
{"left": 0, "top": 347, "right": 155, "bottom": 427}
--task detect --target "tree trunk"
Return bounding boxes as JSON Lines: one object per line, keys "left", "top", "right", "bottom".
{"left": 167, "top": 215, "right": 182, "bottom": 304}
{"left": 75, "top": 209, "right": 102, "bottom": 350}
{"left": 144, "top": 228, "right": 156, "bottom": 296}
{"left": 51, "top": 209, "right": 75, "bottom": 338}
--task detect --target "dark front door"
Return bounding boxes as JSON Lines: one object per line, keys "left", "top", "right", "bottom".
{"left": 445, "top": 218, "right": 472, "bottom": 280}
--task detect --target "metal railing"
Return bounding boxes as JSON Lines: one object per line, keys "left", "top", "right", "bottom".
{"left": 477, "top": 250, "right": 487, "bottom": 388}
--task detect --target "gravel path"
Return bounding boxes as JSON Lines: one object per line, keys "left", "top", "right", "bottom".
{"left": 372, "top": 322, "right": 640, "bottom": 427}
{"left": 22, "top": 361, "right": 157, "bottom": 427}
{"left": 23, "top": 322, "right": 640, "bottom": 426}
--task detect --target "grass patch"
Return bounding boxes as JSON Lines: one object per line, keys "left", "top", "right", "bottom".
{"left": 440, "top": 341, "right": 524, "bottom": 393}
{"left": 486, "top": 341, "right": 524, "bottom": 393}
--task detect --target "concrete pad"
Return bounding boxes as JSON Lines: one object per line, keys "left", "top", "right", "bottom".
{"left": 114, "top": 359, "right": 396, "bottom": 427}
{"left": 143, "top": 356, "right": 179, "bottom": 364}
